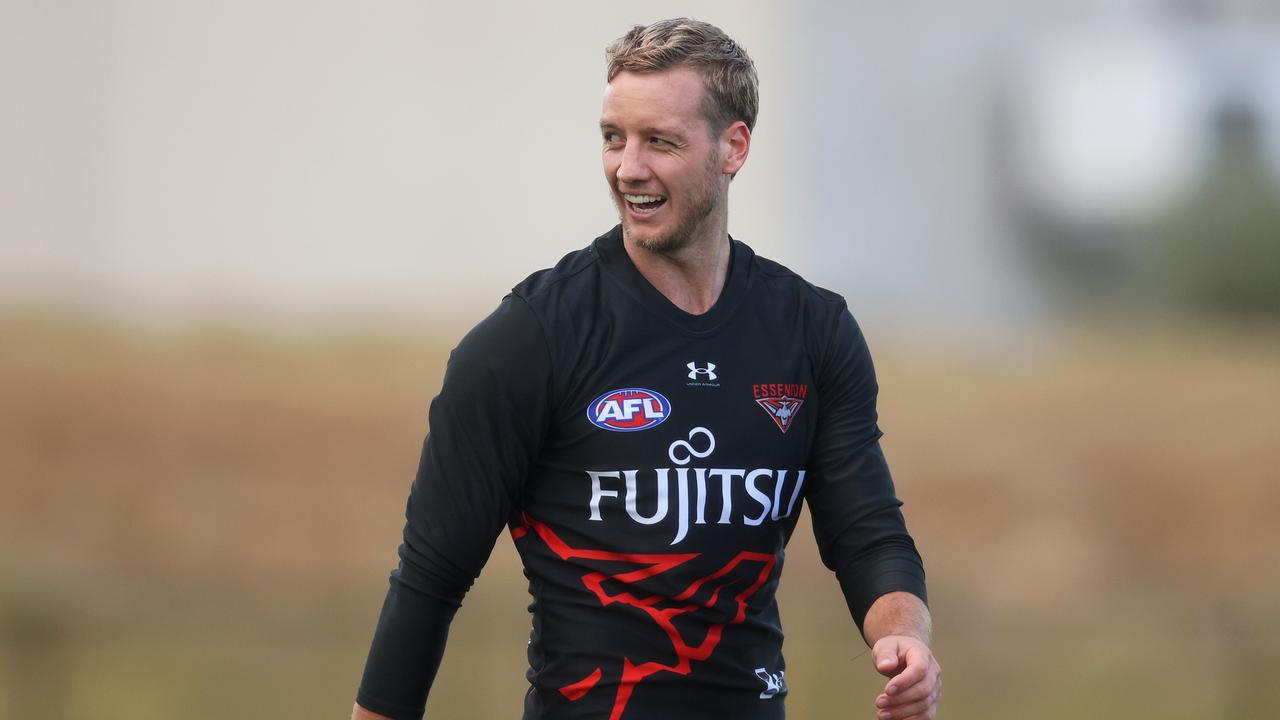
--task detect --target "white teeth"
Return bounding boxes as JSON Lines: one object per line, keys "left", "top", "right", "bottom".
{"left": 623, "top": 194, "right": 665, "bottom": 204}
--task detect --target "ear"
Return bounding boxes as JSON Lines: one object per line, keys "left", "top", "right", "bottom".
{"left": 719, "top": 120, "right": 751, "bottom": 176}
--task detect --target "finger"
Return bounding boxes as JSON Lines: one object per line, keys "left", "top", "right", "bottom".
{"left": 876, "top": 695, "right": 933, "bottom": 719}
{"left": 878, "top": 677, "right": 933, "bottom": 706}
{"left": 880, "top": 682, "right": 941, "bottom": 719}
{"left": 873, "top": 637, "right": 903, "bottom": 677}
{"left": 885, "top": 662, "right": 927, "bottom": 696}
{"left": 885, "top": 646, "right": 934, "bottom": 695}
{"left": 881, "top": 695, "right": 941, "bottom": 720}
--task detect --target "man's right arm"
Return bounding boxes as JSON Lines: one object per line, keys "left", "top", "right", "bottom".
{"left": 354, "top": 294, "right": 554, "bottom": 719}
{"left": 354, "top": 575, "right": 459, "bottom": 719}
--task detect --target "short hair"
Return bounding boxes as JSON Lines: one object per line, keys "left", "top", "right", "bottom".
{"left": 606, "top": 18, "right": 759, "bottom": 134}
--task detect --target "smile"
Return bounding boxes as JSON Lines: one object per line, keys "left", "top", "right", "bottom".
{"left": 622, "top": 193, "right": 668, "bottom": 215}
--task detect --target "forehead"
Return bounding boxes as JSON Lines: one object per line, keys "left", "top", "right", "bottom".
{"left": 600, "top": 67, "right": 709, "bottom": 134}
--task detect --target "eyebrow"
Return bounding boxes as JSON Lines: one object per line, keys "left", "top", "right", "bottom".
{"left": 598, "top": 120, "right": 688, "bottom": 141}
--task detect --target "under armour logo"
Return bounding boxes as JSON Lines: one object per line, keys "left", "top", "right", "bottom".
{"left": 687, "top": 362, "right": 717, "bottom": 380}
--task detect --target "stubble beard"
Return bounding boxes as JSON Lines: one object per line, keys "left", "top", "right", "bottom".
{"left": 615, "top": 151, "right": 724, "bottom": 256}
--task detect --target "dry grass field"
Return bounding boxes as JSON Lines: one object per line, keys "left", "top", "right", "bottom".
{"left": 2, "top": 307, "right": 1278, "bottom": 719}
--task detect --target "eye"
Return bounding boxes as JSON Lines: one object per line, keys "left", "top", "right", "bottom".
{"left": 649, "top": 137, "right": 670, "bottom": 147}
{"left": 602, "top": 131, "right": 621, "bottom": 144}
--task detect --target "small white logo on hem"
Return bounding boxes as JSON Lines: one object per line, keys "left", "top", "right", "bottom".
{"left": 755, "top": 667, "right": 786, "bottom": 699}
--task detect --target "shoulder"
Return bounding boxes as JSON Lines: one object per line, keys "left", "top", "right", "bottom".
{"left": 449, "top": 240, "right": 603, "bottom": 363}
{"left": 745, "top": 245, "right": 871, "bottom": 381}
{"left": 480, "top": 231, "right": 613, "bottom": 378}
{"left": 748, "top": 245, "right": 853, "bottom": 320}
{"left": 511, "top": 236, "right": 605, "bottom": 308}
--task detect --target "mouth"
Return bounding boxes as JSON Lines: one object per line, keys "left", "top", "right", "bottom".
{"left": 622, "top": 193, "right": 668, "bottom": 216}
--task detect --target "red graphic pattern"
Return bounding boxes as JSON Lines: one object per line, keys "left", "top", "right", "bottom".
{"left": 559, "top": 667, "right": 602, "bottom": 701}
{"left": 512, "top": 514, "right": 776, "bottom": 720}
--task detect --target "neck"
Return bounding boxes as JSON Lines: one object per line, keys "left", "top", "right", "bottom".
{"left": 623, "top": 207, "right": 732, "bottom": 316}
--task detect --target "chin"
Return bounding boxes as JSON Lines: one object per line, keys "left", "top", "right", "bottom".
{"left": 622, "top": 222, "right": 684, "bottom": 254}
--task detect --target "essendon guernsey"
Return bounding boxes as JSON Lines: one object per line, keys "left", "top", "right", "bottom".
{"left": 356, "top": 226, "right": 927, "bottom": 720}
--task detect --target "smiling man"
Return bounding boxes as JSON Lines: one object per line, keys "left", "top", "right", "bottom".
{"left": 353, "top": 18, "right": 939, "bottom": 720}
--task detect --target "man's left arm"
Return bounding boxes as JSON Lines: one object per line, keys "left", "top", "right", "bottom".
{"left": 863, "top": 591, "right": 941, "bottom": 720}
{"left": 804, "top": 303, "right": 940, "bottom": 719}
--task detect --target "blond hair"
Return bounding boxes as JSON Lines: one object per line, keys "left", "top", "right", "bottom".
{"left": 606, "top": 18, "right": 759, "bottom": 134}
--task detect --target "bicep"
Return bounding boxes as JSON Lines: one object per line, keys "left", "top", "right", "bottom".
{"left": 396, "top": 294, "right": 554, "bottom": 603}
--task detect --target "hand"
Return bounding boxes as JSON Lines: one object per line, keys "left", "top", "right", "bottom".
{"left": 871, "top": 634, "right": 941, "bottom": 720}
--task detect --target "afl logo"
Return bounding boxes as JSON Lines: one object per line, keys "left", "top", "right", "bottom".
{"left": 587, "top": 388, "right": 671, "bottom": 432}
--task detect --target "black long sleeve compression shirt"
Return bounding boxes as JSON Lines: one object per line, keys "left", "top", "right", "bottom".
{"left": 357, "top": 226, "right": 926, "bottom": 720}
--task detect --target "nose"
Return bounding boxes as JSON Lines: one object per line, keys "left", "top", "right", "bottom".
{"left": 615, "top": 139, "right": 652, "bottom": 186}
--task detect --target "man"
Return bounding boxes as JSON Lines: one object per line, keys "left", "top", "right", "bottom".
{"left": 354, "top": 18, "right": 940, "bottom": 720}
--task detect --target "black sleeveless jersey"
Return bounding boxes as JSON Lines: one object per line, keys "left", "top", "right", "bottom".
{"left": 356, "top": 226, "right": 927, "bottom": 720}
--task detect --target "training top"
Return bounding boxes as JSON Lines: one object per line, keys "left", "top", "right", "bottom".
{"left": 356, "top": 225, "right": 927, "bottom": 720}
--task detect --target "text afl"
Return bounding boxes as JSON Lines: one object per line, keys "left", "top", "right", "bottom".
{"left": 587, "top": 388, "right": 672, "bottom": 432}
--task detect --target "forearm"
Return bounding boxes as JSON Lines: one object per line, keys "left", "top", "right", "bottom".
{"left": 861, "top": 590, "right": 932, "bottom": 646}
{"left": 864, "top": 591, "right": 941, "bottom": 719}
{"left": 354, "top": 576, "right": 458, "bottom": 720}
{"left": 352, "top": 702, "right": 395, "bottom": 720}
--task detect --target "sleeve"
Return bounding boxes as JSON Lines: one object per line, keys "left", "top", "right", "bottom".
{"left": 804, "top": 303, "right": 927, "bottom": 634}
{"left": 356, "top": 294, "right": 553, "bottom": 719}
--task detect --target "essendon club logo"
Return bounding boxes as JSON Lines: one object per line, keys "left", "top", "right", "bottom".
{"left": 752, "top": 383, "right": 808, "bottom": 433}
{"left": 587, "top": 388, "right": 671, "bottom": 432}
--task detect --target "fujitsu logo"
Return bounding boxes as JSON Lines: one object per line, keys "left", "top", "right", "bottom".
{"left": 586, "top": 426, "right": 806, "bottom": 545}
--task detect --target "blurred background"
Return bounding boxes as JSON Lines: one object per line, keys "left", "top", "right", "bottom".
{"left": 2, "top": 0, "right": 1278, "bottom": 718}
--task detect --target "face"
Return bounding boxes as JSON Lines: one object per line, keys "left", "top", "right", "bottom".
{"left": 600, "top": 67, "right": 730, "bottom": 254}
